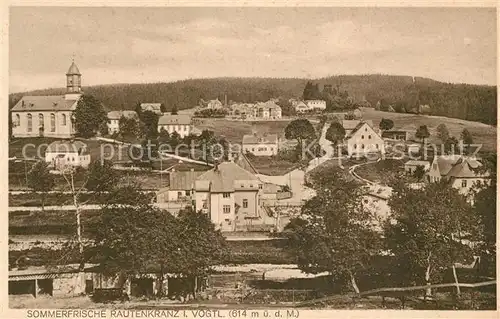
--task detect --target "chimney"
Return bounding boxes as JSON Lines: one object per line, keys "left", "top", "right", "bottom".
{"left": 21, "top": 100, "right": 25, "bottom": 108}
{"left": 224, "top": 94, "right": 228, "bottom": 106}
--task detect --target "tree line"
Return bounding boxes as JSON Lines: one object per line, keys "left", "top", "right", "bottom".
{"left": 9, "top": 74, "right": 496, "bottom": 126}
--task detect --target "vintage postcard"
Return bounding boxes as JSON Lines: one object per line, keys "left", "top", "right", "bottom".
{"left": 3, "top": 3, "right": 498, "bottom": 318}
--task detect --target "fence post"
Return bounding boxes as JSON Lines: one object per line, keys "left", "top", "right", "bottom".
{"left": 292, "top": 289, "right": 295, "bottom": 304}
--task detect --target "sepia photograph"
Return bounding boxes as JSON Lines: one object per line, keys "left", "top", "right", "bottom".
{"left": 6, "top": 5, "right": 497, "bottom": 313}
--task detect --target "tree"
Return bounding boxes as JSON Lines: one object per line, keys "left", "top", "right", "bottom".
{"left": 460, "top": 129, "right": 474, "bottom": 155}
{"left": 385, "top": 181, "right": 478, "bottom": 296}
{"left": 85, "top": 160, "right": 120, "bottom": 193}
{"left": 284, "top": 119, "right": 316, "bottom": 160}
{"left": 444, "top": 136, "right": 459, "bottom": 155}
{"left": 171, "top": 104, "right": 179, "bottom": 115}
{"left": 139, "top": 111, "right": 160, "bottom": 139}
{"left": 160, "top": 103, "right": 167, "bottom": 113}
{"left": 413, "top": 165, "right": 426, "bottom": 181}
{"left": 92, "top": 184, "right": 167, "bottom": 279}
{"left": 119, "top": 116, "right": 140, "bottom": 140}
{"left": 471, "top": 153, "right": 496, "bottom": 277}
{"left": 27, "top": 161, "right": 55, "bottom": 211}
{"left": 73, "top": 95, "right": 107, "bottom": 138}
{"left": 325, "top": 122, "right": 346, "bottom": 146}
{"left": 379, "top": 118, "right": 394, "bottom": 131}
{"left": 436, "top": 124, "right": 450, "bottom": 143}
{"left": 286, "top": 168, "right": 381, "bottom": 294}
{"left": 415, "top": 125, "right": 430, "bottom": 145}
{"left": 165, "top": 207, "right": 228, "bottom": 298}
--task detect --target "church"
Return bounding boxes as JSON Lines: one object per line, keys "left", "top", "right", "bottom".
{"left": 11, "top": 61, "right": 83, "bottom": 139}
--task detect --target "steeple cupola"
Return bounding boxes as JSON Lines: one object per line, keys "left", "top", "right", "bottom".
{"left": 66, "top": 60, "right": 82, "bottom": 93}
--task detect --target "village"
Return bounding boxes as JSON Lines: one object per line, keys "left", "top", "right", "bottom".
{"left": 7, "top": 59, "right": 496, "bottom": 310}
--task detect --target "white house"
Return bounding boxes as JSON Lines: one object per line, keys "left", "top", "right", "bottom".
{"left": 140, "top": 103, "right": 163, "bottom": 114}
{"left": 242, "top": 134, "right": 279, "bottom": 156}
{"left": 404, "top": 160, "right": 431, "bottom": 175}
{"left": 157, "top": 114, "right": 192, "bottom": 138}
{"left": 11, "top": 61, "right": 83, "bottom": 139}
{"left": 255, "top": 101, "right": 282, "bottom": 119}
{"left": 45, "top": 140, "right": 91, "bottom": 169}
{"left": 207, "top": 99, "right": 223, "bottom": 109}
{"left": 107, "top": 111, "right": 138, "bottom": 134}
{"left": 305, "top": 100, "right": 326, "bottom": 111}
{"left": 344, "top": 121, "right": 385, "bottom": 156}
{"left": 194, "top": 162, "right": 263, "bottom": 232}
{"left": 427, "top": 155, "right": 489, "bottom": 196}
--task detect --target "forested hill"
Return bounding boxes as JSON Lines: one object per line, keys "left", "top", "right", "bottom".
{"left": 9, "top": 74, "right": 497, "bottom": 125}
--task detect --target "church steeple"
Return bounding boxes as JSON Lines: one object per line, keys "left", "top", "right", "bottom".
{"left": 66, "top": 60, "right": 81, "bottom": 93}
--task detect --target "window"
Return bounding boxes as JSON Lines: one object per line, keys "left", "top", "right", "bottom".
{"left": 177, "top": 191, "right": 182, "bottom": 198}
{"left": 353, "top": 144, "right": 357, "bottom": 149}
{"left": 50, "top": 113, "right": 56, "bottom": 132}
{"left": 252, "top": 148, "right": 255, "bottom": 152}
{"left": 27, "top": 114, "right": 32, "bottom": 132}
{"left": 361, "top": 135, "right": 364, "bottom": 139}
{"left": 185, "top": 190, "right": 190, "bottom": 196}
{"left": 61, "top": 113, "right": 66, "bottom": 126}
{"left": 361, "top": 144, "right": 365, "bottom": 149}
{"left": 202, "top": 200, "right": 208, "bottom": 209}
{"left": 223, "top": 205, "right": 231, "bottom": 214}
{"left": 223, "top": 192, "right": 230, "bottom": 198}
{"left": 258, "top": 184, "right": 263, "bottom": 189}
{"left": 462, "top": 180, "right": 467, "bottom": 188}
{"left": 368, "top": 135, "right": 371, "bottom": 139}
{"left": 243, "top": 199, "right": 248, "bottom": 208}
{"left": 376, "top": 144, "right": 379, "bottom": 149}
{"left": 13, "top": 114, "right": 20, "bottom": 127}
{"left": 365, "top": 128, "right": 368, "bottom": 132}
{"left": 38, "top": 113, "right": 44, "bottom": 129}
{"left": 270, "top": 148, "right": 274, "bottom": 151}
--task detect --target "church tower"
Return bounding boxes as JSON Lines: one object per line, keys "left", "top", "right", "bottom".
{"left": 65, "top": 60, "right": 82, "bottom": 100}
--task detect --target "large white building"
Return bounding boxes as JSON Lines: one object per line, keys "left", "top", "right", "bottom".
{"left": 343, "top": 120, "right": 385, "bottom": 156}
{"left": 305, "top": 100, "right": 326, "bottom": 111}
{"left": 11, "top": 61, "right": 83, "bottom": 138}
{"left": 45, "top": 140, "right": 91, "bottom": 169}
{"left": 194, "top": 162, "right": 263, "bottom": 232}
{"left": 157, "top": 114, "right": 192, "bottom": 138}
{"left": 242, "top": 134, "right": 279, "bottom": 156}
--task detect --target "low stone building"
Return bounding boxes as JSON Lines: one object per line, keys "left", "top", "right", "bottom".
{"left": 45, "top": 140, "right": 91, "bottom": 169}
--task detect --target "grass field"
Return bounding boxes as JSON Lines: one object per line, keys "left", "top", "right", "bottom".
{"left": 354, "top": 159, "right": 405, "bottom": 186}
{"left": 247, "top": 156, "right": 299, "bottom": 175}
{"left": 361, "top": 108, "right": 497, "bottom": 152}
{"left": 195, "top": 119, "right": 293, "bottom": 144}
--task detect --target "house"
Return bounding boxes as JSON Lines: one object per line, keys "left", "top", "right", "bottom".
{"left": 342, "top": 120, "right": 374, "bottom": 136}
{"left": 207, "top": 99, "right": 223, "bottom": 109}
{"left": 230, "top": 103, "right": 257, "bottom": 119}
{"left": 382, "top": 130, "right": 410, "bottom": 141}
{"left": 404, "top": 160, "right": 431, "bottom": 175}
{"left": 156, "top": 169, "right": 204, "bottom": 203}
{"left": 293, "top": 101, "right": 310, "bottom": 113}
{"left": 194, "top": 162, "right": 263, "bottom": 232}
{"left": 11, "top": 61, "right": 83, "bottom": 138}
{"left": 157, "top": 114, "right": 192, "bottom": 138}
{"left": 242, "top": 133, "right": 279, "bottom": 156}
{"left": 107, "top": 111, "right": 139, "bottom": 134}
{"left": 428, "top": 155, "right": 489, "bottom": 195}
{"left": 305, "top": 100, "right": 326, "bottom": 111}
{"left": 407, "top": 143, "right": 422, "bottom": 154}
{"left": 45, "top": 140, "right": 91, "bottom": 169}
{"left": 344, "top": 121, "right": 384, "bottom": 156}
{"left": 140, "top": 103, "right": 163, "bottom": 115}
{"left": 256, "top": 101, "right": 282, "bottom": 119}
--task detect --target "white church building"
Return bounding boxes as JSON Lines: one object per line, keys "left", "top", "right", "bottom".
{"left": 11, "top": 61, "right": 83, "bottom": 139}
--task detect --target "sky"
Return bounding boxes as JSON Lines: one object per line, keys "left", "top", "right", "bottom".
{"left": 9, "top": 7, "right": 497, "bottom": 93}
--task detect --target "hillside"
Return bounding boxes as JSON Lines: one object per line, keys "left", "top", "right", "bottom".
{"left": 8, "top": 75, "right": 497, "bottom": 125}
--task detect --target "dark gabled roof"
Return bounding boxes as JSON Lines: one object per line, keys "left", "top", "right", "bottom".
{"left": 242, "top": 134, "right": 278, "bottom": 145}
{"left": 196, "top": 162, "right": 259, "bottom": 192}
{"left": 158, "top": 114, "right": 192, "bottom": 126}
{"left": 447, "top": 157, "right": 488, "bottom": 178}
{"left": 11, "top": 96, "right": 78, "bottom": 112}
{"left": 169, "top": 170, "right": 205, "bottom": 190}
{"left": 107, "top": 110, "right": 138, "bottom": 120}
{"left": 46, "top": 140, "right": 88, "bottom": 154}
